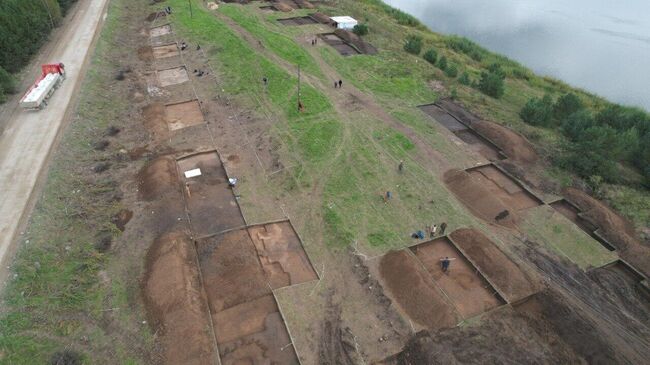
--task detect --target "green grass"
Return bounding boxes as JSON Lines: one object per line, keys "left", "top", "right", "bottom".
{"left": 219, "top": 4, "right": 324, "bottom": 78}
{"left": 521, "top": 206, "right": 618, "bottom": 269}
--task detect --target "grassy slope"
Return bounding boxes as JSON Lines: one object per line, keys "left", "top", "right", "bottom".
{"left": 0, "top": 0, "right": 149, "bottom": 363}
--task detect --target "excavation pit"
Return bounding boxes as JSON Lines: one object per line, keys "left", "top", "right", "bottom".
{"left": 319, "top": 33, "right": 360, "bottom": 56}
{"left": 150, "top": 24, "right": 172, "bottom": 38}
{"left": 152, "top": 44, "right": 179, "bottom": 59}
{"left": 260, "top": 5, "right": 279, "bottom": 12}
{"left": 418, "top": 103, "right": 467, "bottom": 131}
{"left": 177, "top": 151, "right": 245, "bottom": 237}
{"left": 467, "top": 164, "right": 542, "bottom": 211}
{"left": 410, "top": 237, "right": 504, "bottom": 318}
{"left": 157, "top": 66, "right": 189, "bottom": 87}
{"left": 278, "top": 16, "right": 318, "bottom": 25}
{"left": 164, "top": 100, "right": 204, "bottom": 131}
{"left": 550, "top": 199, "right": 616, "bottom": 251}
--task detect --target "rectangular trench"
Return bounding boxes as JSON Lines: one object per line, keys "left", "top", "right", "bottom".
{"left": 550, "top": 199, "right": 617, "bottom": 251}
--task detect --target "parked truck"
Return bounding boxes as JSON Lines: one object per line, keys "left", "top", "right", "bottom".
{"left": 19, "top": 63, "right": 66, "bottom": 110}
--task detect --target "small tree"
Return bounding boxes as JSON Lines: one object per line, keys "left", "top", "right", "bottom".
{"left": 553, "top": 93, "right": 583, "bottom": 121}
{"left": 520, "top": 95, "right": 553, "bottom": 126}
{"left": 445, "top": 63, "right": 458, "bottom": 78}
{"left": 459, "top": 72, "right": 471, "bottom": 85}
{"left": 353, "top": 24, "right": 369, "bottom": 36}
{"left": 561, "top": 109, "right": 596, "bottom": 141}
{"left": 404, "top": 35, "right": 423, "bottom": 55}
{"left": 478, "top": 70, "right": 505, "bottom": 98}
{"left": 423, "top": 48, "right": 437, "bottom": 65}
{"left": 437, "top": 55, "right": 448, "bottom": 71}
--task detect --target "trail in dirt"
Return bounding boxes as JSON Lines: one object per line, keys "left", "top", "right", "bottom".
{"left": 0, "top": 0, "right": 111, "bottom": 286}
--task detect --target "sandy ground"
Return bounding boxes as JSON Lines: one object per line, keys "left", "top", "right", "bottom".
{"left": 0, "top": 0, "right": 110, "bottom": 284}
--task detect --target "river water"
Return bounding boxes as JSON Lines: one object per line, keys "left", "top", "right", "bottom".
{"left": 384, "top": 0, "right": 650, "bottom": 111}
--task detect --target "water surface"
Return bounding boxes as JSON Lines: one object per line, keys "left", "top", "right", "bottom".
{"left": 385, "top": 0, "right": 650, "bottom": 110}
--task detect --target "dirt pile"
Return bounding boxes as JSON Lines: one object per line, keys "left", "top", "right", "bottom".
{"left": 379, "top": 250, "right": 458, "bottom": 330}
{"left": 449, "top": 228, "right": 538, "bottom": 302}
{"left": 295, "top": 0, "right": 315, "bottom": 8}
{"left": 274, "top": 2, "right": 293, "bottom": 12}
{"left": 136, "top": 156, "right": 179, "bottom": 201}
{"left": 311, "top": 12, "right": 333, "bottom": 25}
{"left": 443, "top": 169, "right": 517, "bottom": 228}
{"left": 142, "top": 232, "right": 216, "bottom": 365}
{"left": 564, "top": 187, "right": 650, "bottom": 276}
{"left": 472, "top": 120, "right": 538, "bottom": 164}
{"left": 334, "top": 29, "right": 378, "bottom": 55}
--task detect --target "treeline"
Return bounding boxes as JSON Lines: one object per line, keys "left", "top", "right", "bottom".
{"left": 0, "top": 0, "right": 77, "bottom": 103}
{"left": 520, "top": 93, "right": 650, "bottom": 187}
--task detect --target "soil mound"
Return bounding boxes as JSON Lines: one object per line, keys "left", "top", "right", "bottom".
{"left": 142, "top": 232, "right": 216, "bottom": 364}
{"left": 274, "top": 2, "right": 293, "bottom": 12}
{"left": 295, "top": 0, "right": 314, "bottom": 8}
{"left": 449, "top": 228, "right": 538, "bottom": 301}
{"left": 472, "top": 120, "right": 538, "bottom": 163}
{"left": 311, "top": 12, "right": 332, "bottom": 24}
{"left": 564, "top": 187, "right": 650, "bottom": 276}
{"left": 136, "top": 156, "right": 179, "bottom": 201}
{"left": 334, "top": 29, "right": 378, "bottom": 55}
{"left": 379, "top": 250, "right": 458, "bottom": 330}
{"left": 443, "top": 169, "right": 517, "bottom": 228}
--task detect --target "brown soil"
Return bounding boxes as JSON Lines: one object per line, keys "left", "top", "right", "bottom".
{"left": 453, "top": 128, "right": 503, "bottom": 161}
{"left": 112, "top": 209, "right": 133, "bottom": 231}
{"left": 410, "top": 238, "right": 503, "bottom": 318}
{"left": 295, "top": 0, "right": 315, "bottom": 9}
{"left": 137, "top": 46, "right": 153, "bottom": 62}
{"left": 177, "top": 151, "right": 245, "bottom": 236}
{"left": 379, "top": 250, "right": 459, "bottom": 330}
{"left": 157, "top": 66, "right": 189, "bottom": 87}
{"left": 311, "top": 12, "right": 333, "bottom": 25}
{"left": 197, "top": 229, "right": 271, "bottom": 313}
{"left": 141, "top": 103, "right": 169, "bottom": 141}
{"left": 128, "top": 146, "right": 149, "bottom": 160}
{"left": 564, "top": 187, "right": 650, "bottom": 276}
{"left": 248, "top": 221, "right": 318, "bottom": 288}
{"left": 274, "top": 2, "right": 294, "bottom": 12}
{"left": 435, "top": 98, "right": 482, "bottom": 125}
{"left": 278, "top": 16, "right": 318, "bottom": 26}
{"left": 449, "top": 228, "right": 538, "bottom": 302}
{"left": 334, "top": 29, "right": 378, "bottom": 55}
{"left": 141, "top": 232, "right": 217, "bottom": 365}
{"left": 472, "top": 120, "right": 538, "bottom": 164}
{"left": 149, "top": 24, "right": 172, "bottom": 38}
{"left": 319, "top": 33, "right": 361, "bottom": 57}
{"left": 443, "top": 169, "right": 517, "bottom": 228}
{"left": 136, "top": 156, "right": 179, "bottom": 201}
{"left": 165, "top": 100, "right": 204, "bottom": 131}
{"left": 145, "top": 11, "right": 166, "bottom": 22}
{"left": 318, "top": 292, "right": 365, "bottom": 365}
{"left": 152, "top": 44, "right": 179, "bottom": 59}
{"left": 468, "top": 165, "right": 541, "bottom": 210}
{"left": 419, "top": 103, "right": 467, "bottom": 132}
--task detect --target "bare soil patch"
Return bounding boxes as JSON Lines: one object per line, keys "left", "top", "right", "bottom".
{"left": 564, "top": 187, "right": 650, "bottom": 276}
{"left": 145, "top": 11, "right": 166, "bottom": 22}
{"left": 319, "top": 33, "right": 360, "bottom": 57}
{"left": 333, "top": 29, "right": 378, "bottom": 55}
{"left": 443, "top": 169, "right": 517, "bottom": 228}
{"left": 165, "top": 100, "right": 205, "bottom": 131}
{"left": 410, "top": 237, "right": 503, "bottom": 318}
{"left": 136, "top": 156, "right": 179, "bottom": 201}
{"left": 142, "top": 232, "right": 217, "bottom": 365}
{"left": 468, "top": 164, "right": 542, "bottom": 211}
{"left": 472, "top": 120, "right": 538, "bottom": 164}
{"left": 137, "top": 46, "right": 153, "bottom": 61}
{"left": 152, "top": 44, "right": 179, "bottom": 59}
{"left": 418, "top": 103, "right": 466, "bottom": 131}
{"left": 449, "top": 228, "right": 538, "bottom": 302}
{"left": 249, "top": 221, "right": 318, "bottom": 288}
{"left": 378, "top": 250, "right": 459, "bottom": 330}
{"left": 112, "top": 209, "right": 133, "bottom": 231}
{"left": 150, "top": 24, "right": 172, "bottom": 38}
{"left": 311, "top": 12, "right": 333, "bottom": 25}
{"left": 141, "top": 103, "right": 170, "bottom": 141}
{"left": 177, "top": 151, "right": 245, "bottom": 236}
{"left": 278, "top": 16, "right": 318, "bottom": 25}
{"left": 157, "top": 66, "right": 189, "bottom": 87}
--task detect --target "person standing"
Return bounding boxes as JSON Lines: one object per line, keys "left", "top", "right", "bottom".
{"left": 440, "top": 222, "right": 447, "bottom": 235}
{"left": 398, "top": 160, "right": 404, "bottom": 172}
{"left": 429, "top": 224, "right": 437, "bottom": 238}
{"left": 440, "top": 257, "right": 456, "bottom": 273}
{"left": 338, "top": 79, "right": 343, "bottom": 88}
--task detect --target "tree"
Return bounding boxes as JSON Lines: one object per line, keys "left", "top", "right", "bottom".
{"left": 520, "top": 95, "right": 553, "bottom": 126}
{"left": 561, "top": 109, "right": 596, "bottom": 141}
{"left": 553, "top": 93, "right": 583, "bottom": 121}
{"left": 403, "top": 34, "right": 423, "bottom": 55}
{"left": 478, "top": 64, "right": 506, "bottom": 99}
{"left": 437, "top": 55, "right": 447, "bottom": 71}
{"left": 352, "top": 24, "right": 369, "bottom": 36}
{"left": 563, "top": 125, "right": 626, "bottom": 182}
{"left": 423, "top": 48, "right": 437, "bottom": 65}
{"left": 444, "top": 63, "right": 458, "bottom": 78}
{"left": 0, "top": 66, "right": 16, "bottom": 94}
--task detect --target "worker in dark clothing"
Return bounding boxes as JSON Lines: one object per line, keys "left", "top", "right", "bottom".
{"left": 196, "top": 44, "right": 201, "bottom": 51}
{"left": 334, "top": 80, "right": 338, "bottom": 88}
{"left": 338, "top": 79, "right": 343, "bottom": 88}
{"left": 440, "top": 222, "right": 447, "bottom": 235}
{"left": 398, "top": 160, "right": 404, "bottom": 172}
{"left": 440, "top": 256, "right": 456, "bottom": 273}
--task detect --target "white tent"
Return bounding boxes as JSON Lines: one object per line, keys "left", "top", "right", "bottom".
{"left": 330, "top": 16, "right": 358, "bottom": 30}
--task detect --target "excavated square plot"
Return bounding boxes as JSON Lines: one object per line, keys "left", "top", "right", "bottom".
{"left": 150, "top": 24, "right": 172, "bottom": 38}
{"left": 410, "top": 237, "right": 504, "bottom": 318}
{"left": 157, "top": 66, "right": 189, "bottom": 87}
{"left": 164, "top": 100, "right": 204, "bottom": 131}
{"left": 467, "top": 164, "right": 542, "bottom": 211}
{"left": 152, "top": 44, "right": 179, "bottom": 59}
{"left": 278, "top": 16, "right": 317, "bottom": 25}
{"left": 319, "top": 33, "right": 360, "bottom": 56}
{"left": 177, "top": 152, "right": 245, "bottom": 236}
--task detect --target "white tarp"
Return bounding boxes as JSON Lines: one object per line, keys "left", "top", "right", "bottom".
{"left": 330, "top": 16, "right": 358, "bottom": 30}
{"left": 184, "top": 168, "right": 202, "bottom": 178}
{"left": 21, "top": 73, "right": 60, "bottom": 108}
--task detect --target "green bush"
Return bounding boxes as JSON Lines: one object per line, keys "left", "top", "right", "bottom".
{"left": 445, "top": 35, "right": 484, "bottom": 61}
{"left": 437, "top": 55, "right": 447, "bottom": 71}
{"left": 561, "top": 109, "right": 595, "bottom": 141}
{"left": 553, "top": 93, "right": 583, "bottom": 121}
{"left": 458, "top": 72, "right": 471, "bottom": 85}
{"left": 478, "top": 63, "right": 506, "bottom": 98}
{"left": 562, "top": 125, "right": 627, "bottom": 182}
{"left": 0, "top": 66, "right": 16, "bottom": 94}
{"left": 423, "top": 48, "right": 437, "bottom": 65}
{"left": 445, "top": 63, "right": 458, "bottom": 78}
{"left": 520, "top": 95, "right": 553, "bottom": 126}
{"left": 403, "top": 34, "right": 423, "bottom": 55}
{"left": 353, "top": 24, "right": 369, "bottom": 36}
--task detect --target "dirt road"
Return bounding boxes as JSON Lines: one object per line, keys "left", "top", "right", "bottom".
{"left": 0, "top": 0, "right": 110, "bottom": 284}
